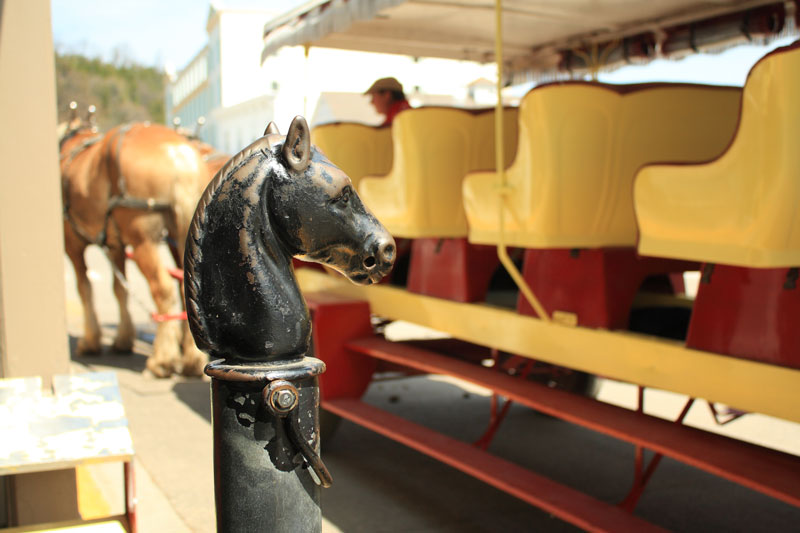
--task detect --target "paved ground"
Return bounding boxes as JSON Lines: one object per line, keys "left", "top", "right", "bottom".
{"left": 65, "top": 246, "right": 800, "bottom": 532}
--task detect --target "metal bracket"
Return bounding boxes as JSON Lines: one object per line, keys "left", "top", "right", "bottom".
{"left": 262, "top": 379, "right": 333, "bottom": 488}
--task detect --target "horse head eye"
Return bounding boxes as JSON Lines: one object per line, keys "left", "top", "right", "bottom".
{"left": 335, "top": 187, "right": 351, "bottom": 206}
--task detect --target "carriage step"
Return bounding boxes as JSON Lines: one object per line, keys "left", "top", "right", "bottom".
{"left": 323, "top": 397, "right": 664, "bottom": 533}
{"left": 344, "top": 336, "right": 800, "bottom": 507}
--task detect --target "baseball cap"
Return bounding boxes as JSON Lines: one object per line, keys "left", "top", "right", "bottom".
{"left": 364, "top": 77, "right": 404, "bottom": 95}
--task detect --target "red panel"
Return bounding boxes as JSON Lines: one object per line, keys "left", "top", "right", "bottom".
{"left": 407, "top": 238, "right": 499, "bottom": 302}
{"left": 324, "top": 397, "right": 666, "bottom": 533}
{"left": 292, "top": 257, "right": 326, "bottom": 272}
{"left": 517, "top": 248, "right": 695, "bottom": 329}
{"left": 379, "top": 237, "right": 412, "bottom": 285}
{"left": 346, "top": 336, "right": 800, "bottom": 507}
{"left": 306, "top": 293, "right": 376, "bottom": 400}
{"left": 687, "top": 265, "right": 800, "bottom": 368}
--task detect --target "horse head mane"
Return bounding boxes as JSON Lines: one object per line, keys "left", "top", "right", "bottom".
{"left": 183, "top": 133, "right": 282, "bottom": 355}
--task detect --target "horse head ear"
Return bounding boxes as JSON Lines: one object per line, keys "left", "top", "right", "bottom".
{"left": 264, "top": 122, "right": 280, "bottom": 136}
{"left": 282, "top": 116, "right": 311, "bottom": 172}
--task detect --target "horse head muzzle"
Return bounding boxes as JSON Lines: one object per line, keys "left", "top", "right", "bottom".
{"left": 360, "top": 234, "right": 396, "bottom": 285}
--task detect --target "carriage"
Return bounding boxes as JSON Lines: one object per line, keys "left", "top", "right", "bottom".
{"left": 254, "top": 0, "right": 800, "bottom": 530}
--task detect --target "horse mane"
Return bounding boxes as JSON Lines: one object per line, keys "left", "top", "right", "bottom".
{"left": 183, "top": 134, "right": 280, "bottom": 354}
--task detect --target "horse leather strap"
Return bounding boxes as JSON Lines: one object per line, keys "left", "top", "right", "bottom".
{"left": 109, "top": 123, "right": 136, "bottom": 198}
{"left": 108, "top": 123, "right": 171, "bottom": 213}
{"left": 60, "top": 134, "right": 103, "bottom": 165}
{"left": 63, "top": 123, "right": 171, "bottom": 248}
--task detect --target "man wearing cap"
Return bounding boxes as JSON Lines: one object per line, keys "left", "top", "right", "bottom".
{"left": 364, "top": 77, "right": 411, "bottom": 126}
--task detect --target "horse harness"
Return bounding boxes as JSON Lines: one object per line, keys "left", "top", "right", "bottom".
{"left": 62, "top": 123, "right": 172, "bottom": 249}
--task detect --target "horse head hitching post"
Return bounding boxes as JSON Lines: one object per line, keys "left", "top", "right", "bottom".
{"left": 184, "top": 116, "right": 395, "bottom": 532}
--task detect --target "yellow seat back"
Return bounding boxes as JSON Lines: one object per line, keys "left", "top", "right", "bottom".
{"left": 471, "top": 107, "right": 519, "bottom": 171}
{"left": 635, "top": 41, "right": 800, "bottom": 267}
{"left": 464, "top": 82, "right": 740, "bottom": 248}
{"left": 311, "top": 122, "right": 392, "bottom": 189}
{"left": 359, "top": 107, "right": 509, "bottom": 238}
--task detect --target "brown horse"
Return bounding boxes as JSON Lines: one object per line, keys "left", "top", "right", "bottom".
{"left": 172, "top": 117, "right": 231, "bottom": 180}
{"left": 60, "top": 117, "right": 211, "bottom": 377}
{"left": 191, "top": 140, "right": 230, "bottom": 179}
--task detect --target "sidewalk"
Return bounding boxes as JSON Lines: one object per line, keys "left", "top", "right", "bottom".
{"left": 64, "top": 246, "right": 800, "bottom": 532}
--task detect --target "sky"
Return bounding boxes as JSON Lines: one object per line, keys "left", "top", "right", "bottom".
{"left": 51, "top": 0, "right": 304, "bottom": 71}
{"left": 51, "top": 0, "right": 795, "bottom": 85}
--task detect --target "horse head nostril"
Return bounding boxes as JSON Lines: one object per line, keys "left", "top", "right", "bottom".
{"left": 378, "top": 241, "right": 395, "bottom": 263}
{"left": 363, "top": 256, "right": 376, "bottom": 269}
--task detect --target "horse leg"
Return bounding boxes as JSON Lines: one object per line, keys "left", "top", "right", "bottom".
{"left": 65, "top": 230, "right": 102, "bottom": 354}
{"left": 167, "top": 227, "right": 207, "bottom": 377}
{"left": 107, "top": 245, "right": 135, "bottom": 352}
{"left": 130, "top": 240, "right": 181, "bottom": 378}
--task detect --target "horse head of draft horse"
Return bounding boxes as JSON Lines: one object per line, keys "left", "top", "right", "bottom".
{"left": 58, "top": 102, "right": 99, "bottom": 155}
{"left": 184, "top": 116, "right": 395, "bottom": 363}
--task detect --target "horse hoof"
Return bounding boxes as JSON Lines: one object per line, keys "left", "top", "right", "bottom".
{"left": 77, "top": 338, "right": 102, "bottom": 356}
{"left": 112, "top": 339, "right": 134, "bottom": 354}
{"left": 146, "top": 359, "right": 174, "bottom": 379}
{"left": 180, "top": 355, "right": 207, "bottom": 377}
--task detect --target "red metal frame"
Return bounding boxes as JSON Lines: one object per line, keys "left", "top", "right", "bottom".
{"left": 407, "top": 238, "right": 500, "bottom": 302}
{"left": 306, "top": 293, "right": 376, "bottom": 401}
{"left": 325, "top": 397, "right": 666, "bottom": 533}
{"left": 124, "top": 460, "right": 137, "bottom": 533}
{"left": 308, "top": 291, "right": 800, "bottom": 530}
{"left": 473, "top": 350, "right": 535, "bottom": 451}
{"left": 517, "top": 248, "right": 696, "bottom": 329}
{"left": 687, "top": 264, "right": 800, "bottom": 368}
{"left": 619, "top": 390, "right": 695, "bottom": 512}
{"left": 344, "top": 336, "right": 800, "bottom": 503}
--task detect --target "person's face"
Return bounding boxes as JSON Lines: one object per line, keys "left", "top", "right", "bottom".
{"left": 370, "top": 90, "right": 393, "bottom": 115}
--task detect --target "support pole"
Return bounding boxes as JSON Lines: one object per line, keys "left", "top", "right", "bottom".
{"left": 492, "top": 0, "right": 550, "bottom": 322}
{"left": 206, "top": 358, "right": 330, "bottom": 533}
{"left": 185, "top": 115, "right": 393, "bottom": 532}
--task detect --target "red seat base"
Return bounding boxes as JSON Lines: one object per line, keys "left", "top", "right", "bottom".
{"left": 407, "top": 238, "right": 499, "bottom": 302}
{"left": 292, "top": 257, "right": 326, "bottom": 272}
{"left": 517, "top": 248, "right": 695, "bottom": 329}
{"left": 687, "top": 264, "right": 800, "bottom": 368}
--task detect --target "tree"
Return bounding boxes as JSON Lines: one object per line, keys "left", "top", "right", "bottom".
{"left": 55, "top": 49, "right": 165, "bottom": 129}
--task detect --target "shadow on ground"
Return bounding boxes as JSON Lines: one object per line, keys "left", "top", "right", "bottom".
{"left": 68, "top": 330, "right": 150, "bottom": 374}
{"left": 172, "top": 380, "right": 212, "bottom": 421}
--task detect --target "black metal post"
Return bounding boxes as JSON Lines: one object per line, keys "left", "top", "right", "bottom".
{"left": 206, "top": 358, "right": 331, "bottom": 533}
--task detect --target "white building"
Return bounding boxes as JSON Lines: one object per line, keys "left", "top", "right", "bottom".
{"left": 166, "top": 3, "right": 497, "bottom": 154}
{"left": 166, "top": 4, "right": 280, "bottom": 153}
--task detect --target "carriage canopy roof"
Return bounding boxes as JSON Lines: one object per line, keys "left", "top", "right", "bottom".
{"left": 261, "top": 0, "right": 796, "bottom": 80}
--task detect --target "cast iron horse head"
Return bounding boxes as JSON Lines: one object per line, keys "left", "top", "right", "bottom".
{"left": 184, "top": 116, "right": 395, "bottom": 363}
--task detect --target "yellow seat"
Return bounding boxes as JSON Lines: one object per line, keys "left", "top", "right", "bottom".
{"left": 635, "top": 41, "right": 800, "bottom": 268}
{"left": 359, "top": 107, "right": 517, "bottom": 239}
{"left": 311, "top": 122, "right": 392, "bottom": 189}
{"left": 471, "top": 107, "right": 519, "bottom": 171}
{"left": 463, "top": 82, "right": 741, "bottom": 248}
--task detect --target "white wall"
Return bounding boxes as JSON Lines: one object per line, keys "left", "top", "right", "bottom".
{"left": 219, "top": 10, "right": 277, "bottom": 108}
{"left": 209, "top": 94, "right": 275, "bottom": 154}
{"left": 263, "top": 46, "right": 497, "bottom": 132}
{"left": 168, "top": 8, "right": 498, "bottom": 152}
